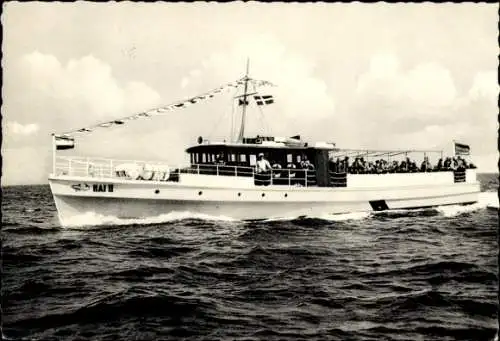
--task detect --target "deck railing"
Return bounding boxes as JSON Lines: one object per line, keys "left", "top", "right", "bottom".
{"left": 53, "top": 156, "right": 315, "bottom": 187}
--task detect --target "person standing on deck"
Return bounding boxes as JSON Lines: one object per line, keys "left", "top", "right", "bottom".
{"left": 255, "top": 153, "right": 272, "bottom": 186}
{"left": 256, "top": 153, "right": 272, "bottom": 173}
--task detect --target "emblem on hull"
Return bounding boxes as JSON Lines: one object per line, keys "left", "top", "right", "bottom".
{"left": 71, "top": 183, "right": 90, "bottom": 192}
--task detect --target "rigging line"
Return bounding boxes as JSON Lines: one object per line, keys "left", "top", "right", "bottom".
{"left": 230, "top": 93, "right": 236, "bottom": 142}
{"left": 279, "top": 106, "right": 302, "bottom": 137}
{"left": 262, "top": 105, "right": 272, "bottom": 136}
{"left": 252, "top": 84, "right": 298, "bottom": 137}
{"left": 251, "top": 82, "right": 271, "bottom": 136}
{"left": 207, "top": 88, "right": 238, "bottom": 141}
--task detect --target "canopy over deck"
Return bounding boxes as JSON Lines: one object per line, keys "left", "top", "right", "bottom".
{"left": 329, "top": 148, "right": 444, "bottom": 159}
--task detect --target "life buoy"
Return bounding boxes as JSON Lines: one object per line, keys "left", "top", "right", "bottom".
{"left": 150, "top": 165, "right": 170, "bottom": 181}
{"left": 272, "top": 163, "right": 282, "bottom": 178}
{"left": 161, "top": 167, "right": 170, "bottom": 181}
{"left": 115, "top": 163, "right": 143, "bottom": 180}
{"left": 142, "top": 164, "right": 155, "bottom": 181}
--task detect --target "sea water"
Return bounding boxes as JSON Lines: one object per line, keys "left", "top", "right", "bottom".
{"left": 2, "top": 174, "right": 498, "bottom": 340}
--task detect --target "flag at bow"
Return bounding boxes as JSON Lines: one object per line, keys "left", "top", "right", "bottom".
{"left": 454, "top": 142, "right": 470, "bottom": 156}
{"left": 54, "top": 135, "right": 75, "bottom": 150}
{"left": 254, "top": 95, "right": 274, "bottom": 105}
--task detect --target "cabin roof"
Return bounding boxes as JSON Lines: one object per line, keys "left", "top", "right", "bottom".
{"left": 185, "top": 142, "right": 337, "bottom": 153}
{"left": 186, "top": 143, "right": 443, "bottom": 155}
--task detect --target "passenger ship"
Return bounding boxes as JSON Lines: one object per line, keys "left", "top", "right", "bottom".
{"left": 48, "top": 65, "right": 480, "bottom": 225}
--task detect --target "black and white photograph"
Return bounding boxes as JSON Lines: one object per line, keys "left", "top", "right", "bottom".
{"left": 2, "top": 2, "right": 498, "bottom": 340}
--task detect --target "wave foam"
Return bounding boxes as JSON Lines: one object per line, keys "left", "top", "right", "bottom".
{"left": 262, "top": 211, "right": 371, "bottom": 223}
{"left": 315, "top": 211, "right": 372, "bottom": 222}
{"left": 437, "top": 191, "right": 498, "bottom": 217}
{"left": 60, "top": 211, "right": 236, "bottom": 228}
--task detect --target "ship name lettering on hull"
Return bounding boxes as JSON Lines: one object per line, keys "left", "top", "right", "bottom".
{"left": 93, "top": 184, "right": 114, "bottom": 192}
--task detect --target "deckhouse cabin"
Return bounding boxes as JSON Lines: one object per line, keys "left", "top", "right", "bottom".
{"left": 184, "top": 135, "right": 337, "bottom": 187}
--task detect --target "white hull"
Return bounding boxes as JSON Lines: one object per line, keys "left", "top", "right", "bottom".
{"left": 49, "top": 170, "right": 480, "bottom": 225}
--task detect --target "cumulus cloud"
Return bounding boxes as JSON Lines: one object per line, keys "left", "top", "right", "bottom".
{"left": 356, "top": 53, "right": 457, "bottom": 113}
{"left": 180, "top": 33, "right": 335, "bottom": 139}
{"left": 181, "top": 69, "right": 202, "bottom": 89}
{"left": 327, "top": 52, "right": 496, "bottom": 170}
{"left": 9, "top": 51, "right": 162, "bottom": 131}
{"left": 2, "top": 51, "right": 165, "bottom": 184}
{"left": 468, "top": 70, "right": 498, "bottom": 101}
{"left": 330, "top": 53, "right": 463, "bottom": 151}
{"left": 6, "top": 121, "right": 39, "bottom": 135}
{"left": 180, "top": 77, "right": 190, "bottom": 89}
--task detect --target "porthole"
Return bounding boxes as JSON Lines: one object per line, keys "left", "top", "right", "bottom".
{"left": 198, "top": 191, "right": 203, "bottom": 195}
{"left": 284, "top": 193, "right": 288, "bottom": 198}
{"left": 262, "top": 193, "right": 265, "bottom": 197}
{"left": 238, "top": 192, "right": 241, "bottom": 197}
{"left": 155, "top": 189, "right": 160, "bottom": 194}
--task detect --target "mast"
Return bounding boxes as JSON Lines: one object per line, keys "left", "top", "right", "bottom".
{"left": 236, "top": 58, "right": 250, "bottom": 143}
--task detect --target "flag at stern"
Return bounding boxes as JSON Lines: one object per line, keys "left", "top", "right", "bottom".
{"left": 454, "top": 142, "right": 470, "bottom": 156}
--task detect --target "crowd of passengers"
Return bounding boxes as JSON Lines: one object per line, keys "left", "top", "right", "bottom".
{"left": 329, "top": 156, "right": 476, "bottom": 174}
{"left": 210, "top": 152, "right": 476, "bottom": 176}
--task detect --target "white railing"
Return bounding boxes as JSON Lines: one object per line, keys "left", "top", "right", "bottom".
{"left": 54, "top": 156, "right": 175, "bottom": 180}
{"left": 256, "top": 168, "right": 315, "bottom": 187}
{"left": 52, "top": 156, "right": 316, "bottom": 187}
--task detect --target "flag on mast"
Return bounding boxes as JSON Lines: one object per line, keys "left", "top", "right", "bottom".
{"left": 238, "top": 98, "right": 249, "bottom": 106}
{"left": 254, "top": 95, "right": 274, "bottom": 105}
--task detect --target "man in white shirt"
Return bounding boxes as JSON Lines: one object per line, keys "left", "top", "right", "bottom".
{"left": 256, "top": 153, "right": 272, "bottom": 173}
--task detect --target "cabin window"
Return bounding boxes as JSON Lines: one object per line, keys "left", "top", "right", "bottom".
{"left": 195, "top": 153, "right": 199, "bottom": 163}
{"left": 240, "top": 154, "right": 247, "bottom": 162}
{"left": 296, "top": 155, "right": 302, "bottom": 163}
{"left": 190, "top": 154, "right": 194, "bottom": 164}
{"left": 249, "top": 154, "right": 257, "bottom": 166}
{"left": 202, "top": 153, "right": 206, "bottom": 163}
{"left": 230, "top": 153, "right": 236, "bottom": 162}
{"left": 287, "top": 154, "right": 293, "bottom": 163}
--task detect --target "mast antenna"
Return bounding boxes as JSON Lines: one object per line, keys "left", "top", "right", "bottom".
{"left": 236, "top": 58, "right": 250, "bottom": 143}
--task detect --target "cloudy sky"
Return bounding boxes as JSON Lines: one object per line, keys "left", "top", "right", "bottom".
{"left": 2, "top": 2, "right": 498, "bottom": 185}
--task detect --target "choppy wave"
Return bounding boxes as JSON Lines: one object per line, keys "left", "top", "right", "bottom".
{"left": 2, "top": 183, "right": 498, "bottom": 341}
